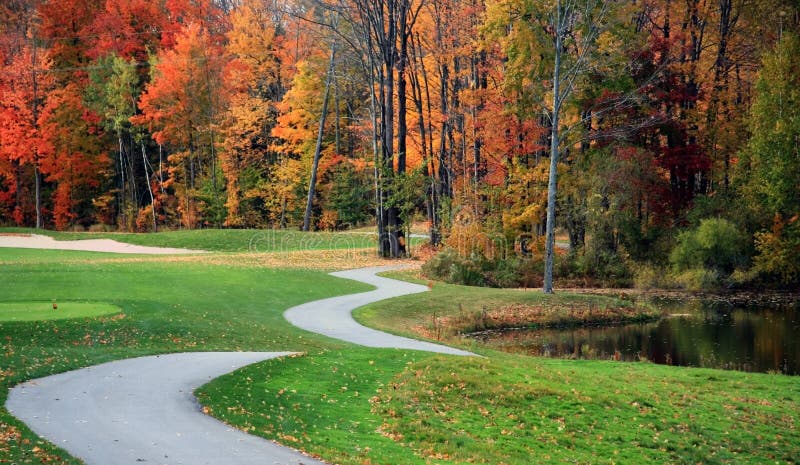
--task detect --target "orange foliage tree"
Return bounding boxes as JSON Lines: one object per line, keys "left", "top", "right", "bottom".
{"left": 133, "top": 23, "right": 228, "bottom": 228}
{"left": 219, "top": 0, "right": 284, "bottom": 227}
{"left": 0, "top": 43, "right": 53, "bottom": 226}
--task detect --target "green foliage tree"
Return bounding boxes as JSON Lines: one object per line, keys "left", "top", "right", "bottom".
{"left": 670, "top": 218, "right": 748, "bottom": 275}
{"left": 326, "top": 163, "right": 372, "bottom": 228}
{"left": 738, "top": 32, "right": 800, "bottom": 217}
{"left": 85, "top": 54, "right": 158, "bottom": 230}
{"left": 737, "top": 32, "right": 800, "bottom": 284}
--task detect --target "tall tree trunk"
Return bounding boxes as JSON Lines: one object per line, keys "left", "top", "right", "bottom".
{"left": 141, "top": 142, "right": 157, "bottom": 232}
{"left": 438, "top": 62, "right": 451, "bottom": 200}
{"left": 543, "top": 0, "right": 564, "bottom": 295}
{"left": 367, "top": 34, "right": 385, "bottom": 256}
{"left": 419, "top": 37, "right": 440, "bottom": 245}
{"left": 397, "top": 2, "right": 409, "bottom": 175}
{"left": 392, "top": 1, "right": 411, "bottom": 256}
{"left": 31, "top": 35, "right": 42, "bottom": 229}
{"left": 118, "top": 130, "right": 127, "bottom": 229}
{"left": 379, "top": 2, "right": 399, "bottom": 257}
{"left": 302, "top": 43, "right": 336, "bottom": 232}
{"left": 34, "top": 165, "right": 41, "bottom": 228}
{"left": 706, "top": 0, "right": 738, "bottom": 193}
{"left": 410, "top": 32, "right": 439, "bottom": 246}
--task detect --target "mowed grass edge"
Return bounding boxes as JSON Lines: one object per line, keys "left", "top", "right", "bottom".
{"left": 198, "top": 348, "right": 800, "bottom": 465}
{"left": 0, "top": 247, "right": 371, "bottom": 464}
{"left": 1, "top": 244, "right": 798, "bottom": 465}
{"left": 198, "top": 271, "right": 800, "bottom": 465}
{"left": 0, "top": 302, "right": 120, "bottom": 322}
{"left": 353, "top": 270, "right": 658, "bottom": 344}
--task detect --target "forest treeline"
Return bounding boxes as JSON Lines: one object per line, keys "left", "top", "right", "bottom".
{"left": 1, "top": 0, "right": 798, "bottom": 287}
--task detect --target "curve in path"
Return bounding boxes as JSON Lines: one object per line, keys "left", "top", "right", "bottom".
{"left": 6, "top": 352, "right": 325, "bottom": 465}
{"left": 6, "top": 266, "right": 474, "bottom": 465}
{"left": 285, "top": 266, "right": 474, "bottom": 356}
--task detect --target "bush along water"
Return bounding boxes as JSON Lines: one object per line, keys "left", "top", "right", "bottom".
{"left": 421, "top": 248, "right": 543, "bottom": 288}
{"left": 667, "top": 218, "right": 751, "bottom": 290}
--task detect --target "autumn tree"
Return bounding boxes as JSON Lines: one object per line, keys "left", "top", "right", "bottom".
{"left": 321, "top": 0, "right": 426, "bottom": 256}
{"left": 0, "top": 42, "right": 52, "bottom": 226}
{"left": 134, "top": 23, "right": 228, "bottom": 228}
{"left": 37, "top": 0, "right": 102, "bottom": 84}
{"left": 271, "top": 28, "right": 335, "bottom": 228}
{"left": 0, "top": 0, "right": 51, "bottom": 227}
{"left": 220, "top": 0, "right": 284, "bottom": 227}
{"left": 84, "top": 0, "right": 168, "bottom": 63}
{"left": 38, "top": 83, "right": 111, "bottom": 229}
{"left": 737, "top": 32, "right": 800, "bottom": 284}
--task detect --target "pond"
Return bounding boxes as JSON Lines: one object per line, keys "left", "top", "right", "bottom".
{"left": 469, "top": 294, "right": 800, "bottom": 375}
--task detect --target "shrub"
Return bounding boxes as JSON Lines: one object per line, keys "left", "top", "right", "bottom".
{"left": 485, "top": 258, "right": 543, "bottom": 288}
{"left": 88, "top": 223, "right": 114, "bottom": 233}
{"left": 671, "top": 268, "right": 721, "bottom": 291}
{"left": 633, "top": 265, "right": 663, "bottom": 290}
{"left": 447, "top": 256, "right": 487, "bottom": 287}
{"left": 422, "top": 248, "right": 542, "bottom": 288}
{"left": 556, "top": 245, "right": 633, "bottom": 287}
{"left": 670, "top": 218, "right": 748, "bottom": 274}
{"left": 326, "top": 164, "right": 372, "bottom": 227}
{"left": 753, "top": 217, "right": 800, "bottom": 285}
{"left": 422, "top": 248, "right": 461, "bottom": 280}
{"left": 135, "top": 205, "right": 156, "bottom": 232}
{"left": 317, "top": 209, "right": 338, "bottom": 231}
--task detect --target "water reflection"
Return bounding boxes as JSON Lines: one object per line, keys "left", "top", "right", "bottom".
{"left": 469, "top": 297, "right": 800, "bottom": 375}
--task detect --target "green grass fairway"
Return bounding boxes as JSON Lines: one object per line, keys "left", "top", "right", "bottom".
{"left": 0, "top": 302, "right": 120, "bottom": 322}
{"left": 199, "top": 349, "right": 800, "bottom": 465}
{"left": 0, "top": 247, "right": 371, "bottom": 464}
{"left": 1, "top": 243, "right": 798, "bottom": 465}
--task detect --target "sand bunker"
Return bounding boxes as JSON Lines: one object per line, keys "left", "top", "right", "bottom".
{"left": 0, "top": 233, "right": 205, "bottom": 254}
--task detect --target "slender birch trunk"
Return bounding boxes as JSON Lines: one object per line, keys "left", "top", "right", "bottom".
{"left": 302, "top": 42, "right": 336, "bottom": 231}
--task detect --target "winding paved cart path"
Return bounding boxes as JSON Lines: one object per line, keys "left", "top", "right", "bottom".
{"left": 5, "top": 237, "right": 473, "bottom": 465}
{"left": 285, "top": 266, "right": 474, "bottom": 356}
{"left": 7, "top": 352, "right": 324, "bottom": 465}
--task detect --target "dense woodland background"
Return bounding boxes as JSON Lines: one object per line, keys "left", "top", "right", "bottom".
{"left": 1, "top": 0, "right": 798, "bottom": 287}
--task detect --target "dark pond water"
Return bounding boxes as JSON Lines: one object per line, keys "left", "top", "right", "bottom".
{"left": 469, "top": 295, "right": 800, "bottom": 375}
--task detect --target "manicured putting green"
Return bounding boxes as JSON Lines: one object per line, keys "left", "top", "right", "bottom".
{"left": 0, "top": 302, "right": 120, "bottom": 321}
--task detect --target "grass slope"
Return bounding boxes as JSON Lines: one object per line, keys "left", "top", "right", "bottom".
{"left": 373, "top": 354, "right": 800, "bottom": 465}
{"left": 0, "top": 247, "right": 370, "bottom": 464}
{"left": 354, "top": 272, "right": 657, "bottom": 343}
{"left": 196, "top": 349, "right": 434, "bottom": 465}
{"left": 199, "top": 349, "right": 800, "bottom": 465}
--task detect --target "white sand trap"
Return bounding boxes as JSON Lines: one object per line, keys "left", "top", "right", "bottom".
{"left": 0, "top": 233, "right": 205, "bottom": 254}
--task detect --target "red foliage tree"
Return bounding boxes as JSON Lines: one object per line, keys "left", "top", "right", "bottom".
{"left": 38, "top": 83, "right": 110, "bottom": 229}
{"left": 84, "top": 0, "right": 169, "bottom": 63}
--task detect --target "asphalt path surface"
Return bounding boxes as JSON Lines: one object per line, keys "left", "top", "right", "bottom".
{"left": 6, "top": 352, "right": 324, "bottom": 465}
{"left": 7, "top": 260, "right": 474, "bottom": 465}
{"left": 285, "top": 266, "right": 474, "bottom": 356}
